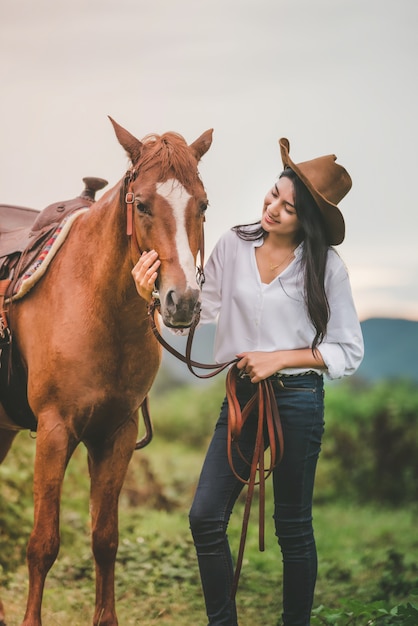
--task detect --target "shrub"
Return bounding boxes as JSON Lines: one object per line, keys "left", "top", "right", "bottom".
{"left": 0, "top": 431, "right": 35, "bottom": 580}
{"left": 149, "top": 376, "right": 225, "bottom": 447}
{"left": 319, "top": 380, "right": 418, "bottom": 505}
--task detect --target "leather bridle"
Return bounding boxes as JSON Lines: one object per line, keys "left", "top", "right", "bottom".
{"left": 125, "top": 169, "right": 284, "bottom": 598}
{"left": 124, "top": 168, "right": 206, "bottom": 448}
{"left": 123, "top": 168, "right": 206, "bottom": 287}
{"left": 123, "top": 169, "right": 142, "bottom": 265}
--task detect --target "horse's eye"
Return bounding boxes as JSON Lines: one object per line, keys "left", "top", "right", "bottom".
{"left": 199, "top": 201, "right": 208, "bottom": 215}
{"left": 136, "top": 201, "right": 151, "bottom": 216}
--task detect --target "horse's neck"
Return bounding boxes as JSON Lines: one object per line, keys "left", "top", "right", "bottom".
{"left": 69, "top": 190, "right": 137, "bottom": 302}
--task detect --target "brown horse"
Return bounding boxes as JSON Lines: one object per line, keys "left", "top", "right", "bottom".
{"left": 0, "top": 118, "right": 213, "bottom": 626}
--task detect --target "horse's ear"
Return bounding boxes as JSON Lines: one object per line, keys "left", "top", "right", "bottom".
{"left": 189, "top": 129, "right": 213, "bottom": 162}
{"left": 108, "top": 116, "right": 143, "bottom": 164}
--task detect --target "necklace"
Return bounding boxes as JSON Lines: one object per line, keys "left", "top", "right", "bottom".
{"left": 269, "top": 249, "right": 295, "bottom": 272}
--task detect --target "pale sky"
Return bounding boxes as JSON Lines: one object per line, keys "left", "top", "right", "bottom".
{"left": 1, "top": 0, "right": 417, "bottom": 321}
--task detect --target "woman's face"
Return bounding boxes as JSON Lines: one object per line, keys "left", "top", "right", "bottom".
{"left": 261, "top": 176, "right": 301, "bottom": 239}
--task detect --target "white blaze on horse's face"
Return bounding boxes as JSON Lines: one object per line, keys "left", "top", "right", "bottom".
{"left": 155, "top": 178, "right": 201, "bottom": 327}
{"left": 155, "top": 179, "right": 196, "bottom": 288}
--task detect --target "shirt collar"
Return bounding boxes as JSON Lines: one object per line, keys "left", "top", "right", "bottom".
{"left": 253, "top": 239, "right": 304, "bottom": 257}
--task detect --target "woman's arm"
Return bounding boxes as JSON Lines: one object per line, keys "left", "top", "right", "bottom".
{"left": 236, "top": 348, "right": 325, "bottom": 384}
{"left": 318, "top": 253, "right": 364, "bottom": 378}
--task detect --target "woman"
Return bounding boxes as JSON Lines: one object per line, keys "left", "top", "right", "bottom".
{"left": 133, "top": 138, "right": 364, "bottom": 625}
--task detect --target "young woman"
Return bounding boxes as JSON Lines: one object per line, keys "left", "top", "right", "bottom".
{"left": 133, "top": 138, "right": 364, "bottom": 625}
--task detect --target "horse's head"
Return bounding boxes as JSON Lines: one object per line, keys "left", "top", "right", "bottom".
{"left": 110, "top": 117, "right": 213, "bottom": 329}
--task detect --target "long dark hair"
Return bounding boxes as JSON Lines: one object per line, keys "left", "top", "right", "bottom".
{"left": 232, "top": 167, "right": 330, "bottom": 351}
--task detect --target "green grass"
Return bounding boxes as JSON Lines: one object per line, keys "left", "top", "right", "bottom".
{"left": 2, "top": 501, "right": 417, "bottom": 625}
{"left": 2, "top": 432, "right": 418, "bottom": 625}
{"left": 1, "top": 378, "right": 418, "bottom": 624}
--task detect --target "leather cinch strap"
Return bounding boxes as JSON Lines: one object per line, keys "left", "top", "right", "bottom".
{"left": 147, "top": 302, "right": 284, "bottom": 598}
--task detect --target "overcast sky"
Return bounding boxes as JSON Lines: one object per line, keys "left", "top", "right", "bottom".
{"left": 1, "top": 0, "right": 417, "bottom": 321}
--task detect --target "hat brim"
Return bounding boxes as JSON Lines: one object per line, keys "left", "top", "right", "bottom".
{"left": 279, "top": 138, "right": 346, "bottom": 245}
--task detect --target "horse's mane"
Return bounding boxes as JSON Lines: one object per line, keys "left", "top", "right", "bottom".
{"left": 136, "top": 132, "right": 201, "bottom": 187}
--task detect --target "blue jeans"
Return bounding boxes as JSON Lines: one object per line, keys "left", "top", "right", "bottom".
{"left": 189, "top": 372, "right": 325, "bottom": 626}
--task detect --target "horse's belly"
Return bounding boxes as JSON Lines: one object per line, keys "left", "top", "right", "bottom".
{"left": 0, "top": 402, "right": 24, "bottom": 431}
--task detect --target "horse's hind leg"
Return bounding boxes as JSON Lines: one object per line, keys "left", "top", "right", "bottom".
{"left": 87, "top": 418, "right": 137, "bottom": 626}
{"left": 21, "top": 418, "right": 72, "bottom": 626}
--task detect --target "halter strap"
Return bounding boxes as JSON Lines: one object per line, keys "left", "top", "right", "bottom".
{"left": 123, "top": 170, "right": 142, "bottom": 265}
{"left": 123, "top": 169, "right": 206, "bottom": 278}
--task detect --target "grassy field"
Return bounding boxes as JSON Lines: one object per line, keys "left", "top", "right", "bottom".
{"left": 1, "top": 378, "right": 418, "bottom": 625}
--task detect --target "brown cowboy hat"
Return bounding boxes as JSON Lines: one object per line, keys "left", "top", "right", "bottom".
{"left": 279, "top": 138, "right": 352, "bottom": 245}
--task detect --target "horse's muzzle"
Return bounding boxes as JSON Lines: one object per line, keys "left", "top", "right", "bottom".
{"left": 161, "top": 287, "right": 201, "bottom": 328}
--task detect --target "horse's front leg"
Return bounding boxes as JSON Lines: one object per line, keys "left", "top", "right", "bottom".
{"left": 87, "top": 416, "right": 138, "bottom": 626}
{"left": 21, "top": 417, "right": 72, "bottom": 626}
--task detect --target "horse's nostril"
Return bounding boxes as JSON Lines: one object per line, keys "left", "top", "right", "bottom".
{"left": 166, "top": 289, "right": 179, "bottom": 313}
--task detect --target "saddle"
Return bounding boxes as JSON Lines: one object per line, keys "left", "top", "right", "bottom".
{"left": 0, "top": 177, "right": 108, "bottom": 332}
{"left": 0, "top": 177, "right": 108, "bottom": 430}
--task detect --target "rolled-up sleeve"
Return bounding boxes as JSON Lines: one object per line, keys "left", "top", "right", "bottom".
{"left": 318, "top": 254, "right": 364, "bottom": 379}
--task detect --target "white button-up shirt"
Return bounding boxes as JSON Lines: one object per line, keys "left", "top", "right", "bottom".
{"left": 199, "top": 228, "right": 364, "bottom": 380}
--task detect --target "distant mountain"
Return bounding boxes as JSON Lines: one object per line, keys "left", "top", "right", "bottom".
{"left": 158, "top": 318, "right": 418, "bottom": 386}
{"left": 356, "top": 318, "right": 418, "bottom": 383}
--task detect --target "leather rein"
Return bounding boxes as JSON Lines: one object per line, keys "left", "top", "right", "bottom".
{"left": 124, "top": 169, "right": 284, "bottom": 599}
{"left": 147, "top": 300, "right": 284, "bottom": 598}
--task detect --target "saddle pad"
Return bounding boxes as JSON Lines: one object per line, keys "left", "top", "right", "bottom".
{"left": 10, "top": 207, "right": 89, "bottom": 302}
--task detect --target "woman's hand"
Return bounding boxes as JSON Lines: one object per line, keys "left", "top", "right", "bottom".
{"left": 236, "top": 348, "right": 325, "bottom": 383}
{"left": 236, "top": 351, "right": 282, "bottom": 383}
{"left": 131, "top": 250, "right": 161, "bottom": 302}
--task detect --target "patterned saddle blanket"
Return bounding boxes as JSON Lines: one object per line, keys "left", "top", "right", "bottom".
{"left": 0, "top": 178, "right": 107, "bottom": 431}
{"left": 0, "top": 177, "right": 108, "bottom": 299}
